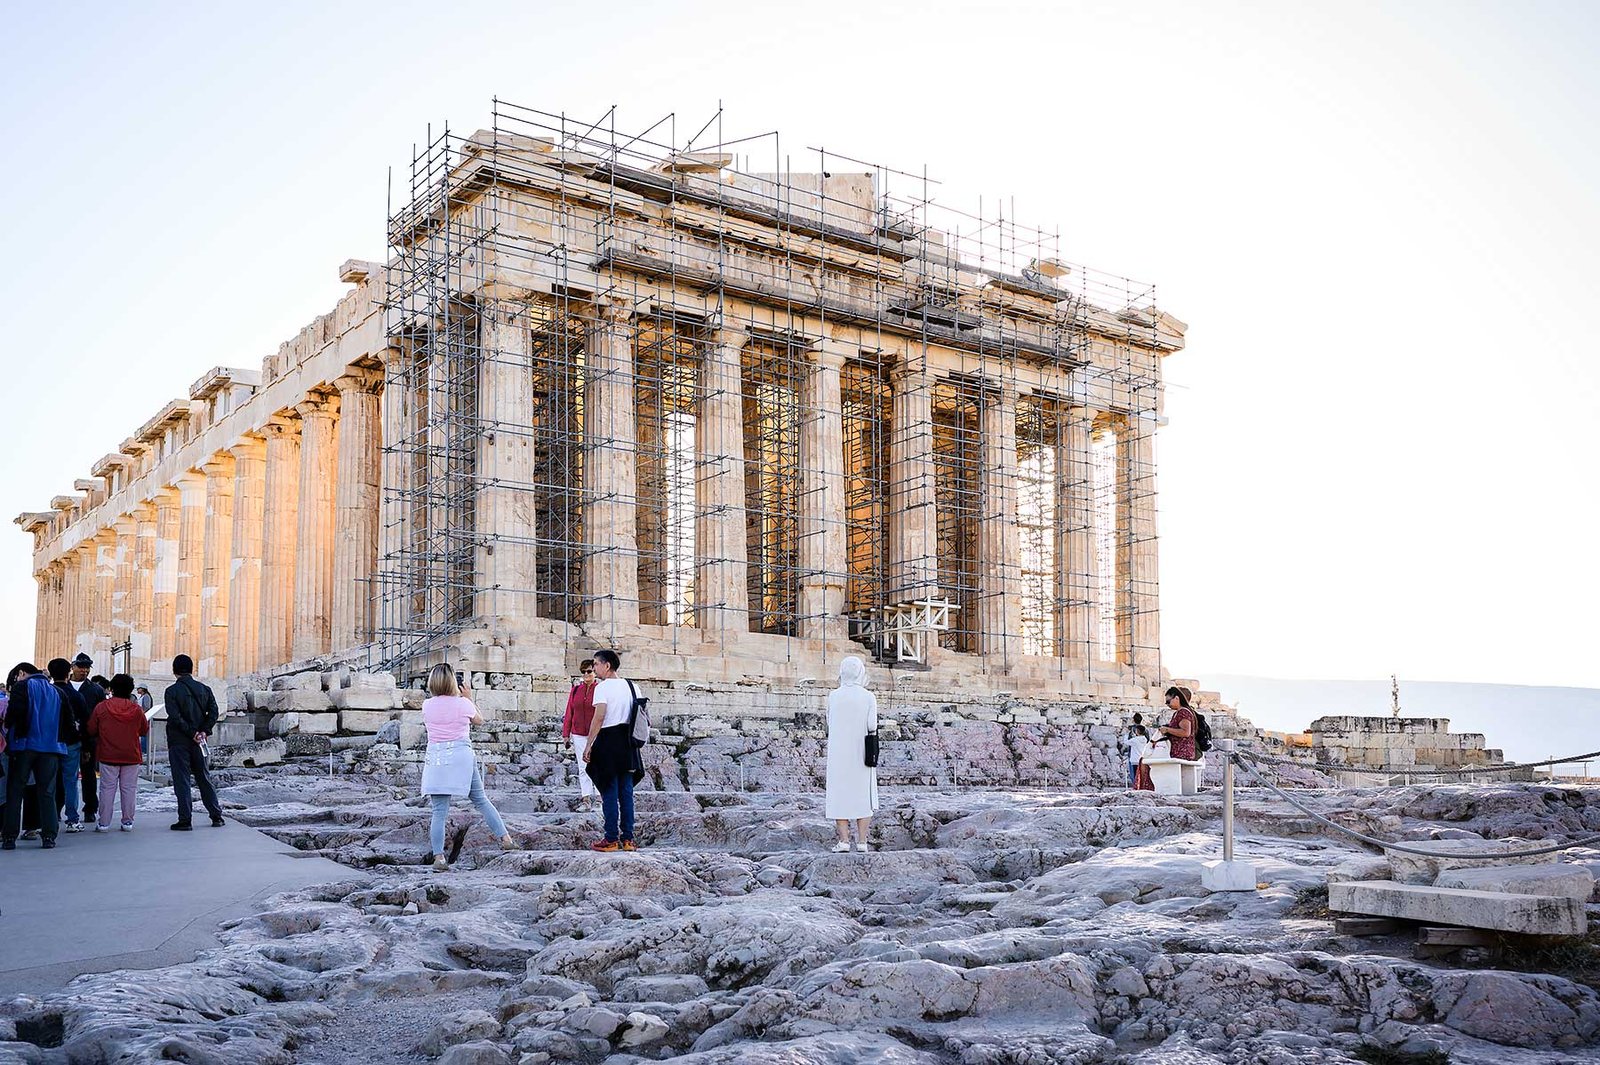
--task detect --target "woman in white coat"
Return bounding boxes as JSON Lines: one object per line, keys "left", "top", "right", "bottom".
{"left": 824, "top": 656, "right": 878, "bottom": 852}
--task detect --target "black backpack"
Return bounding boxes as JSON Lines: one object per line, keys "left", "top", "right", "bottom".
{"left": 1193, "top": 711, "right": 1213, "bottom": 755}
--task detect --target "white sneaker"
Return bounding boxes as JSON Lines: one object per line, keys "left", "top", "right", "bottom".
{"left": 64, "top": 822, "right": 83, "bottom": 833}
{"left": 432, "top": 856, "right": 449, "bottom": 872}
{"left": 855, "top": 842, "right": 869, "bottom": 852}
{"left": 120, "top": 823, "right": 134, "bottom": 832}
{"left": 831, "top": 840, "right": 853, "bottom": 853}
{"left": 94, "top": 824, "right": 111, "bottom": 833}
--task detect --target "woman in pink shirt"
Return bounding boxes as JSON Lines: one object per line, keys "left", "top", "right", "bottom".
{"left": 420, "top": 664, "right": 519, "bottom": 872}
{"left": 561, "top": 659, "right": 598, "bottom": 810}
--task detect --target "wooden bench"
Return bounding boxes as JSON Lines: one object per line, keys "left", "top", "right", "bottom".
{"left": 1143, "top": 755, "right": 1205, "bottom": 796}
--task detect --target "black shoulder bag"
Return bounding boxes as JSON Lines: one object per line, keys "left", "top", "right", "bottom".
{"left": 864, "top": 729, "right": 880, "bottom": 768}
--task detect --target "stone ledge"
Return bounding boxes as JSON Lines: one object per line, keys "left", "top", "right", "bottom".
{"left": 1328, "top": 879, "right": 1584, "bottom": 936}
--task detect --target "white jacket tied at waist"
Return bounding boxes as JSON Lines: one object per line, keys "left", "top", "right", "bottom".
{"left": 420, "top": 739, "right": 476, "bottom": 797}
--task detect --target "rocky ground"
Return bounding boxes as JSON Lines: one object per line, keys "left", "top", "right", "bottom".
{"left": 3, "top": 765, "right": 1599, "bottom": 1064}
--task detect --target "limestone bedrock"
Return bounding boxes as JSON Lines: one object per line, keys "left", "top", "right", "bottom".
{"left": 1, "top": 772, "right": 1597, "bottom": 1065}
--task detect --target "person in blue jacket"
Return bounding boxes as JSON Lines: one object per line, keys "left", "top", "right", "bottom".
{"left": 2, "top": 661, "right": 72, "bottom": 849}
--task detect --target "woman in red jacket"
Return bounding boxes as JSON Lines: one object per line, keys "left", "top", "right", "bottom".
{"left": 87, "top": 674, "right": 149, "bottom": 832}
{"left": 561, "top": 660, "right": 598, "bottom": 810}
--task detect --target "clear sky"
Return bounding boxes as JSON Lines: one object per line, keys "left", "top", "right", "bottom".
{"left": 1, "top": 0, "right": 1595, "bottom": 687}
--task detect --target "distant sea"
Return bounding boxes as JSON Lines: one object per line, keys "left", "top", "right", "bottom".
{"left": 1201, "top": 674, "right": 1600, "bottom": 774}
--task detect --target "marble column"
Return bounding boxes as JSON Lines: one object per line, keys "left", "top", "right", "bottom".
{"left": 977, "top": 381, "right": 1022, "bottom": 664}
{"left": 292, "top": 392, "right": 339, "bottom": 661}
{"left": 228, "top": 437, "right": 267, "bottom": 676}
{"left": 151, "top": 488, "right": 181, "bottom": 672}
{"left": 260, "top": 413, "right": 301, "bottom": 669}
{"left": 64, "top": 548, "right": 86, "bottom": 657}
{"left": 199, "top": 454, "right": 235, "bottom": 678}
{"left": 91, "top": 532, "right": 117, "bottom": 666}
{"left": 111, "top": 517, "right": 137, "bottom": 669}
{"left": 1116, "top": 413, "right": 1160, "bottom": 679}
{"left": 131, "top": 504, "right": 157, "bottom": 674}
{"left": 474, "top": 308, "right": 540, "bottom": 628}
{"left": 694, "top": 324, "right": 751, "bottom": 640}
{"left": 376, "top": 345, "right": 411, "bottom": 643}
{"left": 887, "top": 350, "right": 938, "bottom": 603}
{"left": 798, "top": 340, "right": 849, "bottom": 642}
{"left": 1055, "top": 405, "right": 1099, "bottom": 668}
{"left": 33, "top": 568, "right": 51, "bottom": 664}
{"left": 332, "top": 369, "right": 384, "bottom": 649}
{"left": 580, "top": 297, "right": 640, "bottom": 637}
{"left": 174, "top": 472, "right": 206, "bottom": 662}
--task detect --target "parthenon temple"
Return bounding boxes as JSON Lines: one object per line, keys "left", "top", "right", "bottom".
{"left": 17, "top": 101, "right": 1186, "bottom": 713}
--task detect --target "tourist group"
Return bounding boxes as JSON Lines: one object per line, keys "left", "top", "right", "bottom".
{"left": 3, "top": 647, "right": 884, "bottom": 872}
{"left": 1, "top": 652, "right": 222, "bottom": 849}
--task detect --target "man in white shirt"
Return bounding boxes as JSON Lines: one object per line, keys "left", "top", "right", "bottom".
{"left": 582, "top": 650, "right": 639, "bottom": 851}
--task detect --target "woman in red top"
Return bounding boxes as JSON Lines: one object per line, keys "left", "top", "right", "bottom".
{"left": 1157, "top": 686, "right": 1198, "bottom": 761}
{"left": 87, "top": 673, "right": 150, "bottom": 831}
{"left": 561, "top": 660, "right": 598, "bottom": 810}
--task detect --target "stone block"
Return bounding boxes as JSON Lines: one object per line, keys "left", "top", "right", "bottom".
{"left": 269, "top": 671, "right": 323, "bottom": 692}
{"left": 267, "top": 688, "right": 334, "bottom": 713}
{"left": 298, "top": 712, "right": 339, "bottom": 735}
{"left": 212, "top": 718, "right": 256, "bottom": 745}
{"left": 399, "top": 711, "right": 427, "bottom": 750}
{"left": 216, "top": 737, "right": 286, "bottom": 768}
{"left": 400, "top": 688, "right": 427, "bottom": 710}
{"left": 266, "top": 713, "right": 301, "bottom": 737}
{"left": 340, "top": 709, "right": 396, "bottom": 734}
{"left": 331, "top": 689, "right": 398, "bottom": 710}
{"left": 1434, "top": 864, "right": 1595, "bottom": 902}
{"left": 1385, "top": 839, "right": 1559, "bottom": 884}
{"left": 348, "top": 672, "right": 397, "bottom": 693}
{"left": 1328, "top": 879, "right": 1584, "bottom": 936}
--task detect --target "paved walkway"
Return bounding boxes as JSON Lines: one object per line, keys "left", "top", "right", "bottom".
{"left": 0, "top": 804, "right": 356, "bottom": 996}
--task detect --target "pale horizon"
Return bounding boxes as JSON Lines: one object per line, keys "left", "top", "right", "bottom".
{"left": 2, "top": 0, "right": 1596, "bottom": 688}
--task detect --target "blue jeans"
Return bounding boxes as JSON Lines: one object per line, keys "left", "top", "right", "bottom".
{"left": 600, "top": 771, "right": 634, "bottom": 843}
{"left": 429, "top": 764, "right": 507, "bottom": 856}
{"left": 1127, "top": 762, "right": 1139, "bottom": 787}
{"left": 59, "top": 743, "right": 82, "bottom": 824}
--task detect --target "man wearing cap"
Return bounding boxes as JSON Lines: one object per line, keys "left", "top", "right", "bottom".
{"left": 162, "top": 654, "right": 223, "bottom": 830}
{"left": 68, "top": 654, "right": 107, "bottom": 826}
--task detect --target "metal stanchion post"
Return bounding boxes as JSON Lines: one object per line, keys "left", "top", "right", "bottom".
{"left": 1223, "top": 746, "right": 1235, "bottom": 865}
{"left": 1202, "top": 738, "right": 1257, "bottom": 892}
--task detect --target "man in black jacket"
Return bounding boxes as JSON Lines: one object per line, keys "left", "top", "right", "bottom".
{"left": 68, "top": 654, "right": 106, "bottom": 824}
{"left": 163, "top": 654, "right": 224, "bottom": 830}
{"left": 47, "top": 658, "right": 88, "bottom": 832}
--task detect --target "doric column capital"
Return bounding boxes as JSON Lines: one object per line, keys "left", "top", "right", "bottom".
{"left": 580, "top": 294, "right": 636, "bottom": 331}
{"left": 201, "top": 452, "right": 236, "bottom": 478}
{"left": 710, "top": 323, "right": 748, "bottom": 352}
{"left": 295, "top": 390, "right": 340, "bottom": 421}
{"left": 807, "top": 337, "right": 850, "bottom": 370}
{"left": 889, "top": 347, "right": 933, "bottom": 381}
{"left": 229, "top": 433, "right": 267, "bottom": 461}
{"left": 261, "top": 410, "right": 301, "bottom": 438}
{"left": 334, "top": 367, "right": 385, "bottom": 396}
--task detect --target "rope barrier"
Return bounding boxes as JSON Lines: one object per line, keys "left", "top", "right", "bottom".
{"left": 1236, "top": 746, "right": 1600, "bottom": 778}
{"left": 1228, "top": 751, "right": 1600, "bottom": 859}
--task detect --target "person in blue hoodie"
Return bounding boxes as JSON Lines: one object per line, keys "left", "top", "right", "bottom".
{"left": 3, "top": 661, "right": 72, "bottom": 849}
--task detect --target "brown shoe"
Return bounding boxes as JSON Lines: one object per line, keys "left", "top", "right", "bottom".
{"left": 620, "top": 840, "right": 638, "bottom": 852}
{"left": 500, "top": 834, "right": 522, "bottom": 851}
{"left": 590, "top": 839, "right": 620, "bottom": 852}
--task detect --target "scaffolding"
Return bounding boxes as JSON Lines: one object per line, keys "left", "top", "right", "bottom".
{"left": 372, "top": 99, "right": 1173, "bottom": 687}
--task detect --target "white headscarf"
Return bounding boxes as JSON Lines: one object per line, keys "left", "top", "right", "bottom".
{"left": 838, "top": 656, "right": 867, "bottom": 688}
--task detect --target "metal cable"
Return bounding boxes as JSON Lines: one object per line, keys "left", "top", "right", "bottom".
{"left": 1228, "top": 752, "right": 1600, "bottom": 859}
{"left": 1236, "top": 745, "right": 1600, "bottom": 778}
